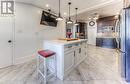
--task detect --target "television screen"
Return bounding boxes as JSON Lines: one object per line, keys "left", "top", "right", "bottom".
{"left": 40, "top": 11, "right": 58, "bottom": 27}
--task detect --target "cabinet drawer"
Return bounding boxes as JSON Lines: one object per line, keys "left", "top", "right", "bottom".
{"left": 64, "top": 44, "right": 74, "bottom": 51}
{"left": 64, "top": 43, "right": 81, "bottom": 51}
{"left": 81, "top": 42, "right": 87, "bottom": 48}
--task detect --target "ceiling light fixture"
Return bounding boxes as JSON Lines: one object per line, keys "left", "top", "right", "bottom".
{"left": 67, "top": 2, "right": 73, "bottom": 24}
{"left": 56, "top": 0, "right": 63, "bottom": 21}
{"left": 45, "top": 4, "right": 50, "bottom": 8}
{"left": 74, "top": 8, "right": 79, "bottom": 25}
{"left": 63, "top": 12, "right": 67, "bottom": 15}
{"left": 93, "top": 13, "right": 99, "bottom": 20}
{"left": 116, "top": 12, "right": 119, "bottom": 15}
{"left": 115, "top": 12, "right": 119, "bottom": 19}
{"left": 94, "top": 17, "right": 98, "bottom": 20}
{"left": 89, "top": 17, "right": 92, "bottom": 20}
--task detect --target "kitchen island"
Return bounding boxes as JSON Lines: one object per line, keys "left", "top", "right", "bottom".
{"left": 43, "top": 39, "right": 87, "bottom": 80}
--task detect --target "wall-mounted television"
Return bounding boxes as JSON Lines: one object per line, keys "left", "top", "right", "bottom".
{"left": 40, "top": 11, "right": 58, "bottom": 27}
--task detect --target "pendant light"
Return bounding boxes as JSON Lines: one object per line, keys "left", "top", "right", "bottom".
{"left": 67, "top": 2, "right": 73, "bottom": 24}
{"left": 56, "top": 0, "right": 63, "bottom": 21}
{"left": 75, "top": 8, "right": 79, "bottom": 25}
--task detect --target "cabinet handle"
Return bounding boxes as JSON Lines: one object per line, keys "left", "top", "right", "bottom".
{"left": 68, "top": 46, "right": 72, "bottom": 48}
{"left": 74, "top": 51, "right": 75, "bottom": 57}
{"left": 79, "top": 48, "right": 81, "bottom": 53}
{"left": 8, "top": 40, "right": 12, "bottom": 43}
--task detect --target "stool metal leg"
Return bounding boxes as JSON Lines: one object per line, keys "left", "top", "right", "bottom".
{"left": 44, "top": 58, "right": 47, "bottom": 84}
{"left": 54, "top": 54, "right": 57, "bottom": 78}
{"left": 37, "top": 54, "right": 39, "bottom": 80}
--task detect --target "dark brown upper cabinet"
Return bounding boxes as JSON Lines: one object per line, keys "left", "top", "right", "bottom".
{"left": 97, "top": 16, "right": 118, "bottom": 33}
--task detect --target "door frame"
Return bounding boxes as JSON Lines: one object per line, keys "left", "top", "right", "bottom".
{"left": 12, "top": 16, "right": 15, "bottom": 65}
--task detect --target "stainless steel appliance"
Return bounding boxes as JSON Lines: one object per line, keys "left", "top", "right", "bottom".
{"left": 116, "top": 7, "right": 130, "bottom": 82}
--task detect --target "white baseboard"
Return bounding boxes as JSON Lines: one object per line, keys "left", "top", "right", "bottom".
{"left": 14, "top": 54, "right": 36, "bottom": 65}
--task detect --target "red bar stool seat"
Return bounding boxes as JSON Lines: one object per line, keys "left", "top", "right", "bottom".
{"left": 38, "top": 50, "right": 55, "bottom": 58}
{"left": 37, "top": 50, "right": 56, "bottom": 84}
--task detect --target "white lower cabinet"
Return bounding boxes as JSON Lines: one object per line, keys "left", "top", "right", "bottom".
{"left": 81, "top": 47, "right": 87, "bottom": 60}
{"left": 75, "top": 47, "right": 81, "bottom": 64}
{"left": 64, "top": 42, "right": 87, "bottom": 78}
{"left": 64, "top": 50, "right": 75, "bottom": 72}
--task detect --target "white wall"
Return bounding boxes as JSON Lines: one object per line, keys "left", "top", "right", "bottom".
{"left": 14, "top": 3, "right": 66, "bottom": 64}
{"left": 87, "top": 20, "right": 97, "bottom": 45}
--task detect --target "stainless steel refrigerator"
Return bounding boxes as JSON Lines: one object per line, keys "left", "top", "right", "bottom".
{"left": 117, "top": 7, "right": 130, "bottom": 82}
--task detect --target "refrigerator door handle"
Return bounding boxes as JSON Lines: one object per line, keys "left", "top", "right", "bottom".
{"left": 119, "top": 50, "right": 126, "bottom": 53}
{"left": 117, "top": 49, "right": 126, "bottom": 53}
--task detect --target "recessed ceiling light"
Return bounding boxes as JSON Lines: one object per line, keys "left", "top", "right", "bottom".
{"left": 64, "top": 12, "right": 67, "bottom": 15}
{"left": 45, "top": 4, "right": 50, "bottom": 8}
{"left": 89, "top": 18, "right": 91, "bottom": 20}
{"left": 94, "top": 17, "right": 98, "bottom": 20}
{"left": 115, "top": 15, "right": 119, "bottom": 19}
{"left": 116, "top": 12, "right": 119, "bottom": 15}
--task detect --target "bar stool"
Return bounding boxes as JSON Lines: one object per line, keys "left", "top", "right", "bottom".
{"left": 37, "top": 50, "right": 56, "bottom": 84}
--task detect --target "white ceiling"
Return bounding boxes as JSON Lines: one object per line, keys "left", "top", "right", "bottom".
{"left": 15, "top": 0, "right": 122, "bottom": 16}
{"left": 74, "top": 1, "right": 123, "bottom": 21}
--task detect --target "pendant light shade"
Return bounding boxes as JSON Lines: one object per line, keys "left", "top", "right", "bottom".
{"left": 56, "top": 13, "right": 63, "bottom": 21}
{"left": 67, "top": 17, "right": 73, "bottom": 24}
{"left": 67, "top": 2, "right": 73, "bottom": 24}
{"left": 75, "top": 21, "right": 79, "bottom": 25}
{"left": 75, "top": 8, "right": 79, "bottom": 25}
{"left": 56, "top": 0, "right": 63, "bottom": 21}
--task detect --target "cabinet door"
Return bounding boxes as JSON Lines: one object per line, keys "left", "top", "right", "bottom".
{"left": 96, "top": 38, "right": 102, "bottom": 47}
{"left": 75, "top": 48, "right": 81, "bottom": 64}
{"left": 81, "top": 47, "right": 87, "bottom": 60}
{"left": 64, "top": 50, "right": 74, "bottom": 72}
{"left": 81, "top": 42, "right": 87, "bottom": 59}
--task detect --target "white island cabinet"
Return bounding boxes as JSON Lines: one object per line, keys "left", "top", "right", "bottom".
{"left": 43, "top": 39, "right": 87, "bottom": 80}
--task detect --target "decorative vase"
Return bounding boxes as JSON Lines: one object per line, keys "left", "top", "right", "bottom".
{"left": 67, "top": 32, "right": 72, "bottom": 38}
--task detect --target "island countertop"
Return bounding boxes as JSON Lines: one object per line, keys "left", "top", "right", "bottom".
{"left": 44, "top": 39, "right": 87, "bottom": 46}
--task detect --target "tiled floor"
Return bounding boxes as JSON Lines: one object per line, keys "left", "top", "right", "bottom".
{"left": 0, "top": 45, "right": 128, "bottom": 84}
